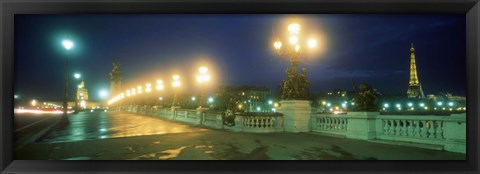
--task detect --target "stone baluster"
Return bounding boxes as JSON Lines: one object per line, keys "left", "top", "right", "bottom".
{"left": 420, "top": 120, "right": 428, "bottom": 138}
{"left": 400, "top": 120, "right": 407, "bottom": 136}
{"left": 260, "top": 118, "right": 265, "bottom": 128}
{"left": 413, "top": 120, "right": 421, "bottom": 137}
{"left": 321, "top": 118, "right": 326, "bottom": 130}
{"left": 407, "top": 120, "right": 414, "bottom": 137}
{"left": 383, "top": 120, "right": 388, "bottom": 135}
{"left": 269, "top": 117, "right": 273, "bottom": 128}
{"left": 428, "top": 120, "right": 436, "bottom": 139}
{"left": 435, "top": 121, "right": 443, "bottom": 139}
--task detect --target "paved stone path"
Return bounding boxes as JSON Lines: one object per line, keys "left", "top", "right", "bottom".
{"left": 15, "top": 112, "right": 466, "bottom": 160}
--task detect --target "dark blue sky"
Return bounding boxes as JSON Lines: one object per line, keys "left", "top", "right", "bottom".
{"left": 15, "top": 14, "right": 466, "bottom": 101}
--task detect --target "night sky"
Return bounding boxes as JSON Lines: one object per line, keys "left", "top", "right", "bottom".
{"left": 14, "top": 14, "right": 466, "bottom": 101}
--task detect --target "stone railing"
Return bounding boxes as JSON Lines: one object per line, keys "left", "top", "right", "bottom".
{"left": 310, "top": 112, "right": 466, "bottom": 153}
{"left": 173, "top": 109, "right": 201, "bottom": 125}
{"left": 311, "top": 115, "right": 348, "bottom": 136}
{"left": 202, "top": 111, "right": 224, "bottom": 129}
{"left": 234, "top": 112, "right": 283, "bottom": 133}
{"left": 376, "top": 114, "right": 466, "bottom": 150}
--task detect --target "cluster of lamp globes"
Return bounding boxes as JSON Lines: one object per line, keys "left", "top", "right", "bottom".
{"left": 273, "top": 23, "right": 317, "bottom": 53}
{"left": 108, "top": 66, "right": 211, "bottom": 105}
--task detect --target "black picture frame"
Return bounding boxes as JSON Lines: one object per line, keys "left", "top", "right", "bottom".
{"left": 1, "top": 0, "right": 479, "bottom": 173}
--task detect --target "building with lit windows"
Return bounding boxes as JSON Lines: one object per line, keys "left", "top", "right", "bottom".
{"left": 76, "top": 80, "right": 89, "bottom": 109}
{"left": 215, "top": 86, "right": 273, "bottom": 112}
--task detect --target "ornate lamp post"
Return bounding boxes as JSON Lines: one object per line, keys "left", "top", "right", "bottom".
{"left": 60, "top": 39, "right": 74, "bottom": 125}
{"left": 196, "top": 66, "right": 210, "bottom": 109}
{"left": 273, "top": 23, "right": 317, "bottom": 100}
{"left": 156, "top": 80, "right": 165, "bottom": 107}
{"left": 171, "top": 75, "right": 181, "bottom": 108}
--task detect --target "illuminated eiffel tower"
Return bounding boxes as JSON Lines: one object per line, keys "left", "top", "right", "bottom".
{"left": 407, "top": 43, "right": 425, "bottom": 98}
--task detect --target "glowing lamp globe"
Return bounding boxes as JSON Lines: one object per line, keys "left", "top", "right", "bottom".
{"left": 62, "top": 40, "right": 74, "bottom": 50}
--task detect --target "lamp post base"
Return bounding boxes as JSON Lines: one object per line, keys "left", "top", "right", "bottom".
{"left": 276, "top": 100, "right": 311, "bottom": 133}
{"left": 56, "top": 114, "right": 70, "bottom": 129}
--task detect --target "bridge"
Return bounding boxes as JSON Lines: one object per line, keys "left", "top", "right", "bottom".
{"left": 14, "top": 101, "right": 466, "bottom": 160}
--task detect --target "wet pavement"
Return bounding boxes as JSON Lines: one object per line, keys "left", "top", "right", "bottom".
{"left": 39, "top": 111, "right": 208, "bottom": 143}
{"left": 15, "top": 111, "right": 466, "bottom": 160}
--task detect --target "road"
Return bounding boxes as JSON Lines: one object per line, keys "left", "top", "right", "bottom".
{"left": 15, "top": 111, "right": 466, "bottom": 160}
{"left": 39, "top": 111, "right": 208, "bottom": 143}
{"left": 14, "top": 113, "right": 61, "bottom": 148}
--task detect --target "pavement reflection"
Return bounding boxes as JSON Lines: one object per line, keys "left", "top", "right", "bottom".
{"left": 40, "top": 111, "right": 207, "bottom": 143}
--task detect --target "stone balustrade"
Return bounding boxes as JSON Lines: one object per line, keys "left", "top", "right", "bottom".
{"left": 310, "top": 112, "right": 466, "bottom": 153}
{"left": 111, "top": 104, "right": 465, "bottom": 153}
{"left": 234, "top": 113, "right": 283, "bottom": 133}
{"left": 311, "top": 115, "right": 348, "bottom": 135}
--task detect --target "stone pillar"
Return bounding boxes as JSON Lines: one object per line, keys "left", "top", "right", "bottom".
{"left": 443, "top": 114, "right": 466, "bottom": 153}
{"left": 196, "top": 108, "right": 208, "bottom": 125}
{"left": 277, "top": 100, "right": 311, "bottom": 132}
{"left": 345, "top": 112, "right": 378, "bottom": 140}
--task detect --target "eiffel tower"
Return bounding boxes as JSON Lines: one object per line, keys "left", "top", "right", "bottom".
{"left": 407, "top": 43, "right": 425, "bottom": 98}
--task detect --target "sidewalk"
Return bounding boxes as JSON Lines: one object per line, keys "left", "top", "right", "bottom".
{"left": 15, "top": 129, "right": 466, "bottom": 160}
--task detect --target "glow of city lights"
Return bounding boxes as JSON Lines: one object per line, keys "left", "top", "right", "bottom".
{"left": 307, "top": 39, "right": 317, "bottom": 48}
{"left": 99, "top": 90, "right": 108, "bottom": 98}
{"left": 274, "top": 41, "right": 282, "bottom": 49}
{"left": 156, "top": 80, "right": 164, "bottom": 90}
{"left": 419, "top": 103, "right": 425, "bottom": 107}
{"left": 145, "top": 83, "right": 152, "bottom": 92}
{"left": 78, "top": 85, "right": 82, "bottom": 88}
{"left": 62, "top": 39, "right": 74, "bottom": 50}
{"left": 238, "top": 104, "right": 242, "bottom": 109}
{"left": 384, "top": 103, "right": 389, "bottom": 108}
{"left": 137, "top": 86, "right": 143, "bottom": 94}
{"left": 289, "top": 36, "right": 299, "bottom": 45}
{"left": 268, "top": 100, "right": 273, "bottom": 105}
{"left": 287, "top": 23, "right": 300, "bottom": 35}
{"left": 437, "top": 101, "right": 443, "bottom": 106}
{"left": 274, "top": 103, "right": 279, "bottom": 107}
{"left": 396, "top": 104, "right": 401, "bottom": 108}
{"left": 407, "top": 103, "right": 413, "bottom": 107}
{"left": 31, "top": 99, "right": 37, "bottom": 106}
{"left": 14, "top": 95, "right": 19, "bottom": 99}
{"left": 199, "top": 67, "right": 208, "bottom": 73}
{"left": 192, "top": 97, "right": 196, "bottom": 101}
{"left": 74, "top": 73, "right": 81, "bottom": 79}
{"left": 295, "top": 45, "right": 301, "bottom": 52}
{"left": 448, "top": 102, "right": 454, "bottom": 106}
{"left": 342, "top": 103, "right": 347, "bottom": 108}
{"left": 172, "top": 75, "right": 181, "bottom": 87}
{"left": 132, "top": 88, "right": 136, "bottom": 95}
{"left": 159, "top": 97, "right": 163, "bottom": 101}
{"left": 208, "top": 97, "right": 213, "bottom": 103}
{"left": 326, "top": 103, "right": 331, "bottom": 107}
{"left": 256, "top": 107, "right": 261, "bottom": 111}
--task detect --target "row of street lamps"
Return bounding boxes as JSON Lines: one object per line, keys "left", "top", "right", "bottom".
{"left": 108, "top": 66, "right": 211, "bottom": 109}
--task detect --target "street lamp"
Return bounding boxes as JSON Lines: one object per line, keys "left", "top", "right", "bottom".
{"left": 196, "top": 66, "right": 210, "bottom": 109}
{"left": 61, "top": 39, "right": 74, "bottom": 125}
{"left": 273, "top": 22, "right": 317, "bottom": 100}
{"left": 172, "top": 75, "right": 181, "bottom": 108}
{"left": 73, "top": 73, "right": 81, "bottom": 112}
{"left": 156, "top": 80, "right": 165, "bottom": 107}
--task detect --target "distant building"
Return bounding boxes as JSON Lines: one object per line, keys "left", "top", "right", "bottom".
{"left": 76, "top": 80, "right": 89, "bottom": 109}
{"left": 109, "top": 62, "right": 122, "bottom": 97}
{"left": 215, "top": 86, "right": 273, "bottom": 112}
